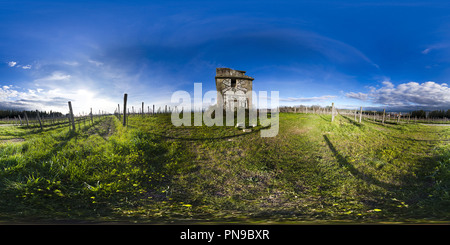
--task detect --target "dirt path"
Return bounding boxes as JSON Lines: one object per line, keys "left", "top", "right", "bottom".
{"left": 0, "top": 138, "right": 25, "bottom": 144}
{"left": 86, "top": 117, "right": 115, "bottom": 139}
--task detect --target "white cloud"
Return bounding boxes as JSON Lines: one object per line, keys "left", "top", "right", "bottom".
{"left": 346, "top": 81, "right": 450, "bottom": 109}
{"left": 0, "top": 86, "right": 19, "bottom": 100}
{"left": 381, "top": 80, "right": 395, "bottom": 88}
{"left": 6, "top": 61, "right": 32, "bottom": 69}
{"left": 0, "top": 83, "right": 117, "bottom": 114}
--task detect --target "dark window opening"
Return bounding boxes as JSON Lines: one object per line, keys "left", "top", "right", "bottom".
{"left": 231, "top": 78, "right": 236, "bottom": 87}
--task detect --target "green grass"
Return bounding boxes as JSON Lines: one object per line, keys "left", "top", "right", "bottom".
{"left": 0, "top": 113, "right": 449, "bottom": 223}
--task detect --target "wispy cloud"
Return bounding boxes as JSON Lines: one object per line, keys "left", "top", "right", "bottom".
{"left": 7, "top": 61, "right": 17, "bottom": 67}
{"left": 421, "top": 43, "right": 450, "bottom": 55}
{"left": 345, "top": 92, "right": 368, "bottom": 101}
{"left": 279, "top": 95, "right": 337, "bottom": 102}
{"left": 34, "top": 71, "right": 71, "bottom": 83}
{"left": 87, "top": 59, "right": 103, "bottom": 67}
{"left": 421, "top": 48, "right": 431, "bottom": 54}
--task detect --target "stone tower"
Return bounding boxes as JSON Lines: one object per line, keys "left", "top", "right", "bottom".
{"left": 215, "top": 68, "right": 254, "bottom": 110}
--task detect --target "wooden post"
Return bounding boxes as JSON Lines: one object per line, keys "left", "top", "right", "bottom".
{"left": 142, "top": 102, "right": 144, "bottom": 117}
{"left": 24, "top": 112, "right": 29, "bottom": 127}
{"left": 90, "top": 108, "right": 93, "bottom": 124}
{"left": 354, "top": 109, "right": 357, "bottom": 121}
{"left": 382, "top": 109, "right": 386, "bottom": 124}
{"left": 18, "top": 115, "right": 23, "bottom": 125}
{"left": 68, "top": 101, "right": 76, "bottom": 131}
{"left": 36, "top": 110, "right": 43, "bottom": 130}
{"left": 359, "top": 106, "right": 362, "bottom": 123}
{"left": 153, "top": 104, "right": 155, "bottom": 116}
{"left": 117, "top": 104, "right": 121, "bottom": 121}
{"left": 397, "top": 113, "right": 401, "bottom": 123}
{"left": 331, "top": 102, "right": 335, "bottom": 122}
{"left": 123, "top": 93, "right": 128, "bottom": 126}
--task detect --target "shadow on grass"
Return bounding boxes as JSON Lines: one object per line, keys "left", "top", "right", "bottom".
{"left": 319, "top": 115, "right": 331, "bottom": 123}
{"left": 148, "top": 126, "right": 271, "bottom": 141}
{"left": 323, "top": 134, "right": 396, "bottom": 190}
{"left": 340, "top": 115, "right": 364, "bottom": 128}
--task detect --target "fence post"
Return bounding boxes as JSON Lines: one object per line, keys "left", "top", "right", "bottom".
{"left": 117, "top": 104, "right": 121, "bottom": 121}
{"left": 24, "top": 112, "right": 29, "bottom": 127}
{"left": 153, "top": 104, "right": 155, "bottom": 116}
{"left": 142, "top": 102, "right": 144, "bottom": 117}
{"left": 359, "top": 106, "right": 362, "bottom": 123}
{"left": 90, "top": 108, "right": 93, "bottom": 124}
{"left": 382, "top": 109, "right": 386, "bottom": 124}
{"left": 68, "top": 101, "right": 76, "bottom": 131}
{"left": 331, "top": 102, "right": 335, "bottom": 122}
{"left": 36, "top": 110, "right": 43, "bottom": 130}
{"left": 123, "top": 93, "right": 128, "bottom": 126}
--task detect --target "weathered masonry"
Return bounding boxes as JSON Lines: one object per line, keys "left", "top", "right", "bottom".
{"left": 215, "top": 68, "right": 254, "bottom": 110}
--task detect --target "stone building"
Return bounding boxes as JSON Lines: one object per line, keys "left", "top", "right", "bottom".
{"left": 215, "top": 68, "right": 254, "bottom": 110}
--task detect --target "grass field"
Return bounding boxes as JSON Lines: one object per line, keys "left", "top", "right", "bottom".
{"left": 0, "top": 113, "right": 449, "bottom": 223}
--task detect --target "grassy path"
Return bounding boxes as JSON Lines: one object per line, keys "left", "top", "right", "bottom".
{"left": 0, "top": 113, "right": 449, "bottom": 223}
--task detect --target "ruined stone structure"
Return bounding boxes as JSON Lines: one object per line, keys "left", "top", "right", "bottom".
{"left": 215, "top": 68, "right": 254, "bottom": 110}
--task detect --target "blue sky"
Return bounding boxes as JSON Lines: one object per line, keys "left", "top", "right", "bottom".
{"left": 1, "top": 0, "right": 450, "bottom": 114}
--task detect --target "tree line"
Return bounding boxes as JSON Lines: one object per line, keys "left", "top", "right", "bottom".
{"left": 0, "top": 110, "right": 64, "bottom": 119}
{"left": 410, "top": 109, "right": 450, "bottom": 119}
